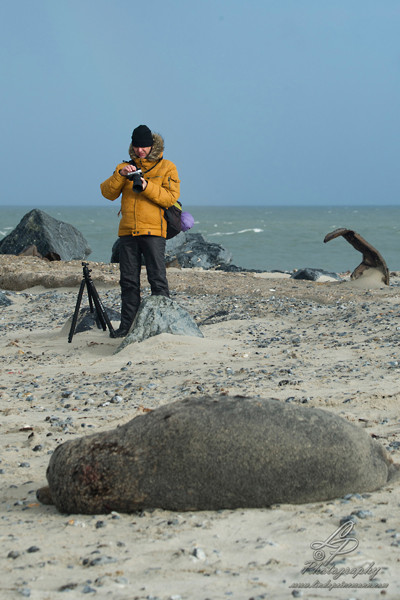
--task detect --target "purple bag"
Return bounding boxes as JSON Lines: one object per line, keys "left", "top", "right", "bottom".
{"left": 164, "top": 202, "right": 194, "bottom": 239}
{"left": 181, "top": 211, "right": 194, "bottom": 232}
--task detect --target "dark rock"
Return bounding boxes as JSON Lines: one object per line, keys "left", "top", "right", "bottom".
{"left": 340, "top": 515, "right": 358, "bottom": 526}
{"left": 95, "top": 520, "right": 106, "bottom": 528}
{"left": 61, "top": 306, "right": 121, "bottom": 335}
{"left": 115, "top": 295, "right": 203, "bottom": 352}
{"left": 110, "top": 239, "right": 120, "bottom": 263}
{"left": 83, "top": 555, "right": 117, "bottom": 567}
{"left": 291, "top": 268, "right": 342, "bottom": 282}
{"left": 165, "top": 232, "right": 232, "bottom": 269}
{"left": 58, "top": 583, "right": 78, "bottom": 592}
{"left": 215, "top": 263, "right": 262, "bottom": 273}
{"left": 38, "top": 396, "right": 398, "bottom": 514}
{"left": 0, "top": 209, "right": 91, "bottom": 261}
{"left": 167, "top": 232, "right": 264, "bottom": 272}
{"left": 0, "top": 291, "right": 12, "bottom": 306}
{"left": 82, "top": 585, "right": 97, "bottom": 593}
{"left": 351, "top": 509, "right": 373, "bottom": 519}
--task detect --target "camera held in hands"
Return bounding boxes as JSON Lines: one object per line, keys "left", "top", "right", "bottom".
{"left": 126, "top": 168, "right": 144, "bottom": 192}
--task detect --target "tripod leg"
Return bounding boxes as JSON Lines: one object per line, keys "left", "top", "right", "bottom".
{"left": 68, "top": 279, "right": 86, "bottom": 343}
{"left": 86, "top": 281, "right": 95, "bottom": 314}
{"left": 87, "top": 283, "right": 107, "bottom": 330}
{"left": 88, "top": 280, "right": 116, "bottom": 337}
{"left": 86, "top": 283, "right": 106, "bottom": 330}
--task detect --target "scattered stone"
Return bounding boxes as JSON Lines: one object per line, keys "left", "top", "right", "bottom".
{"left": 351, "top": 509, "right": 373, "bottom": 519}
{"left": 58, "top": 583, "right": 78, "bottom": 591}
{"left": 340, "top": 515, "right": 358, "bottom": 526}
{"left": 0, "top": 290, "right": 13, "bottom": 306}
{"left": 82, "top": 555, "right": 117, "bottom": 567}
{"left": 82, "top": 584, "right": 97, "bottom": 594}
{"left": 192, "top": 547, "right": 206, "bottom": 560}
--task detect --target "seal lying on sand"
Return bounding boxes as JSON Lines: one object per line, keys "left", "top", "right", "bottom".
{"left": 37, "top": 396, "right": 398, "bottom": 514}
{"left": 324, "top": 228, "right": 390, "bottom": 285}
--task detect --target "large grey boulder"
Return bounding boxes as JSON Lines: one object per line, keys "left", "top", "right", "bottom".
{"left": 37, "top": 396, "right": 398, "bottom": 514}
{"left": 115, "top": 295, "right": 203, "bottom": 353}
{"left": 0, "top": 209, "right": 91, "bottom": 261}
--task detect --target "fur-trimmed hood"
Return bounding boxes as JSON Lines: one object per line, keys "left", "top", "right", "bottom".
{"left": 129, "top": 132, "right": 164, "bottom": 163}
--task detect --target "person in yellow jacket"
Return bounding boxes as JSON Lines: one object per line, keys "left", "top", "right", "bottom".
{"left": 101, "top": 125, "right": 180, "bottom": 337}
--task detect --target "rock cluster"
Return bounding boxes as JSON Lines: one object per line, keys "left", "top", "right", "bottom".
{"left": 165, "top": 232, "right": 232, "bottom": 269}
{"left": 111, "top": 232, "right": 234, "bottom": 269}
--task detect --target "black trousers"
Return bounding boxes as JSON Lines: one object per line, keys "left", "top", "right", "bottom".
{"left": 119, "top": 235, "right": 169, "bottom": 330}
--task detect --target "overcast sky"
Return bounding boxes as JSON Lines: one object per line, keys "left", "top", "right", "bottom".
{"left": 1, "top": 0, "right": 399, "bottom": 207}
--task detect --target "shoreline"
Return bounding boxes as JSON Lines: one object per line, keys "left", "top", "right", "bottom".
{"left": 1, "top": 256, "right": 400, "bottom": 599}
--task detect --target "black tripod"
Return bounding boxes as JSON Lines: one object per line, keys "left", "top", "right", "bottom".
{"left": 68, "top": 262, "right": 116, "bottom": 342}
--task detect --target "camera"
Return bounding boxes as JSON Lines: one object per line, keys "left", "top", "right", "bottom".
{"left": 126, "top": 169, "right": 143, "bottom": 192}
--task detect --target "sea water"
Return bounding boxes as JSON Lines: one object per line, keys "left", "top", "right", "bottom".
{"left": 1, "top": 205, "right": 399, "bottom": 273}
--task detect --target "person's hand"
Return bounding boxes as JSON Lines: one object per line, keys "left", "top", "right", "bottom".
{"left": 119, "top": 165, "right": 137, "bottom": 176}
{"left": 141, "top": 178, "right": 148, "bottom": 190}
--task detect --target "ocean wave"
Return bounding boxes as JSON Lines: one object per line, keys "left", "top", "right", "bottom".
{"left": 0, "top": 227, "right": 12, "bottom": 236}
{"left": 208, "top": 228, "right": 264, "bottom": 237}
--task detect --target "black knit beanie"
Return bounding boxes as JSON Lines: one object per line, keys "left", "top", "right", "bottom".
{"left": 131, "top": 125, "right": 153, "bottom": 147}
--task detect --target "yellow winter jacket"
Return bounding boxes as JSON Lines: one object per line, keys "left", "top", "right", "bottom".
{"left": 100, "top": 133, "right": 180, "bottom": 238}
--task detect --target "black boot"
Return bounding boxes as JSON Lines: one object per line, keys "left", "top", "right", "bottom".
{"left": 111, "top": 325, "right": 130, "bottom": 338}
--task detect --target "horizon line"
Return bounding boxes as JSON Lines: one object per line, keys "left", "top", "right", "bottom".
{"left": 1, "top": 203, "right": 400, "bottom": 209}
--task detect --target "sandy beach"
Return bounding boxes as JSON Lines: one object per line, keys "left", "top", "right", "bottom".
{"left": 1, "top": 255, "right": 400, "bottom": 600}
